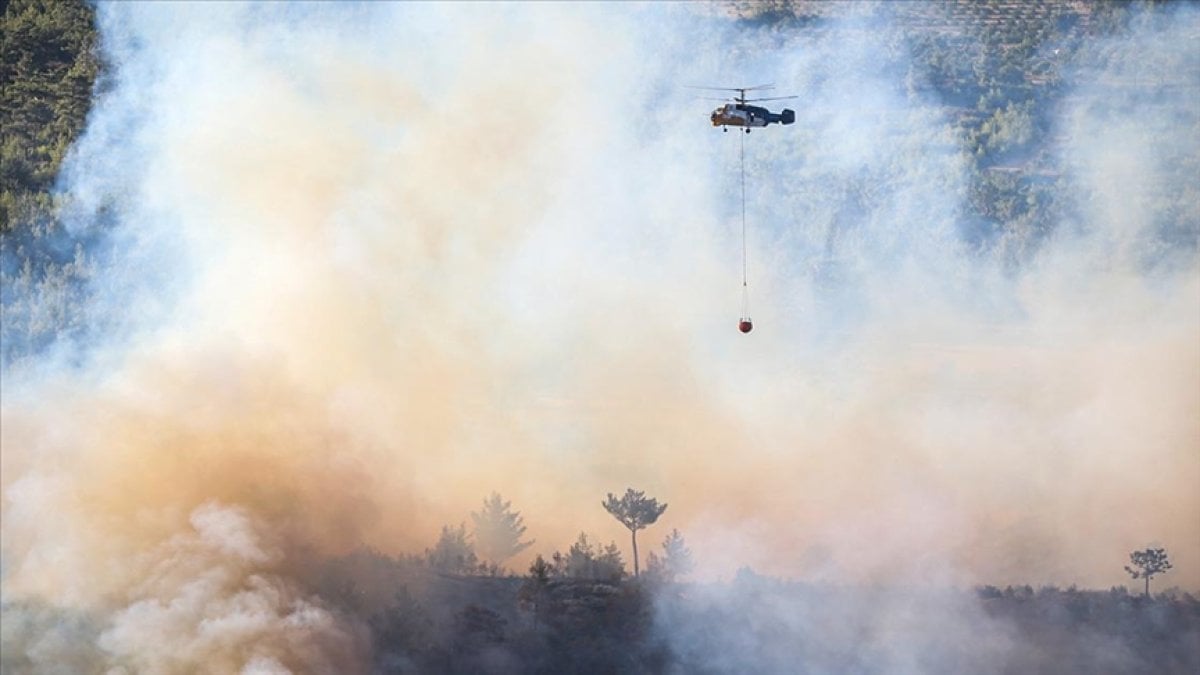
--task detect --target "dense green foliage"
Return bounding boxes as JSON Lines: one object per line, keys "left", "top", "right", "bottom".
{"left": 1, "top": 0, "right": 98, "bottom": 231}
{"left": 1, "top": 0, "right": 100, "bottom": 364}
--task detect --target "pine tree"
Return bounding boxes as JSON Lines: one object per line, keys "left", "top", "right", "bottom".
{"left": 518, "top": 554, "right": 553, "bottom": 627}
{"left": 470, "top": 492, "right": 534, "bottom": 570}
{"left": 550, "top": 532, "right": 626, "bottom": 580}
{"left": 602, "top": 488, "right": 667, "bottom": 577}
{"left": 1125, "top": 547, "right": 1172, "bottom": 598}
{"left": 425, "top": 523, "right": 477, "bottom": 574}
{"left": 647, "top": 528, "right": 694, "bottom": 582}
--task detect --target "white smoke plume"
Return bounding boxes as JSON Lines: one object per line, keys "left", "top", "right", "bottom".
{"left": 2, "top": 1, "right": 1197, "bottom": 671}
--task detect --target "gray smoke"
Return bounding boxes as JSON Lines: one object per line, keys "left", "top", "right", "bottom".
{"left": 1, "top": 1, "right": 1196, "bottom": 671}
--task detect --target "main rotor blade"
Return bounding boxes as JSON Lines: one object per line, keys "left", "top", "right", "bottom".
{"left": 744, "top": 95, "right": 799, "bottom": 102}
{"left": 686, "top": 84, "right": 776, "bottom": 92}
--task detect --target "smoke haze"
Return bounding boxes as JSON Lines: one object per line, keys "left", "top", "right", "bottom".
{"left": 2, "top": 1, "right": 1197, "bottom": 671}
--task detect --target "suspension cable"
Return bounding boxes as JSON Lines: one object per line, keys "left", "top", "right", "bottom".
{"left": 740, "top": 129, "right": 749, "bottom": 318}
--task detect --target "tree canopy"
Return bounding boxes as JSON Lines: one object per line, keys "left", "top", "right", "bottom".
{"left": 1, "top": 0, "right": 99, "bottom": 231}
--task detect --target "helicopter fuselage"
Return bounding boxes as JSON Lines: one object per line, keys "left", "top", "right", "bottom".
{"left": 710, "top": 103, "right": 795, "bottom": 128}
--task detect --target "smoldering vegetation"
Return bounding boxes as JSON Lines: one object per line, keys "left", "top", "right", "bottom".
{"left": 334, "top": 542, "right": 1199, "bottom": 675}
{"left": 657, "top": 574, "right": 1200, "bottom": 674}
{"left": 268, "top": 549, "right": 1200, "bottom": 674}
{"left": 10, "top": 543, "right": 1194, "bottom": 675}
{"left": 11, "top": 544, "right": 1197, "bottom": 674}
{"left": 2, "top": 0, "right": 1199, "bottom": 672}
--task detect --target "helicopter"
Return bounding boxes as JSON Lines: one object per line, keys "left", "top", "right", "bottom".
{"left": 692, "top": 84, "right": 796, "bottom": 133}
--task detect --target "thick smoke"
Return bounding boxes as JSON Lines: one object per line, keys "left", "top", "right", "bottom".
{"left": 1, "top": 1, "right": 1197, "bottom": 671}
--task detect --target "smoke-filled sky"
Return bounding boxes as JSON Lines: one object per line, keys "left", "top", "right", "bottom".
{"left": 2, "top": 0, "right": 1198, "bottom": 669}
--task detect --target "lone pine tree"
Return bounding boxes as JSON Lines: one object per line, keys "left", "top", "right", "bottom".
{"left": 1125, "top": 547, "right": 1172, "bottom": 597}
{"left": 602, "top": 488, "right": 667, "bottom": 577}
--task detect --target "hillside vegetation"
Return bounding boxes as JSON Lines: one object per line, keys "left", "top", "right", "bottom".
{"left": 1, "top": 0, "right": 98, "bottom": 231}
{"left": 1, "top": 0, "right": 99, "bottom": 363}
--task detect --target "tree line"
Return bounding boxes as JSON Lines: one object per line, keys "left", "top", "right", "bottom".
{"left": 315, "top": 522, "right": 1188, "bottom": 674}
{"left": 415, "top": 487, "right": 1175, "bottom": 602}
{"left": 423, "top": 488, "right": 692, "bottom": 585}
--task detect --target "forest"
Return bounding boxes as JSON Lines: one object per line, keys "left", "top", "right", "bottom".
{"left": 2, "top": 0, "right": 1198, "bottom": 673}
